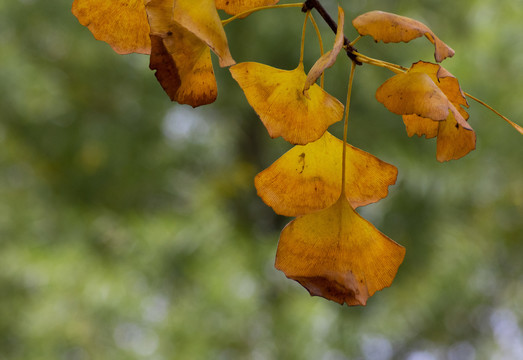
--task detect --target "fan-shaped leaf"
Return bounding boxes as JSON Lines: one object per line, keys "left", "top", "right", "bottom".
{"left": 352, "top": 10, "right": 454, "bottom": 62}
{"left": 276, "top": 196, "right": 405, "bottom": 306}
{"left": 173, "top": 0, "right": 235, "bottom": 67}
{"left": 72, "top": 0, "right": 151, "bottom": 54}
{"left": 255, "top": 132, "right": 397, "bottom": 216}
{"left": 230, "top": 62, "right": 344, "bottom": 145}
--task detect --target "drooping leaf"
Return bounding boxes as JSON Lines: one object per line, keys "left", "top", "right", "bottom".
{"left": 255, "top": 132, "right": 397, "bottom": 216}
{"left": 230, "top": 62, "right": 344, "bottom": 145}
{"left": 276, "top": 196, "right": 405, "bottom": 306}
{"left": 402, "top": 114, "right": 439, "bottom": 138}
{"left": 173, "top": 0, "right": 235, "bottom": 67}
{"left": 304, "top": 6, "right": 345, "bottom": 92}
{"left": 435, "top": 104, "right": 476, "bottom": 162}
{"left": 352, "top": 10, "right": 454, "bottom": 62}
{"left": 376, "top": 71, "right": 450, "bottom": 121}
{"left": 215, "top": 0, "right": 279, "bottom": 15}
{"left": 72, "top": 0, "right": 151, "bottom": 54}
{"left": 146, "top": 0, "right": 217, "bottom": 106}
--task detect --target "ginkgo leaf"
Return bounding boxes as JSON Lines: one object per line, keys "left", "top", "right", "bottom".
{"left": 435, "top": 104, "right": 476, "bottom": 162}
{"left": 376, "top": 71, "right": 450, "bottom": 121}
{"left": 255, "top": 132, "right": 398, "bottom": 216}
{"left": 215, "top": 0, "right": 279, "bottom": 15}
{"left": 402, "top": 114, "right": 439, "bottom": 138}
{"left": 304, "top": 6, "right": 345, "bottom": 92}
{"left": 72, "top": 0, "right": 151, "bottom": 54}
{"left": 352, "top": 10, "right": 454, "bottom": 62}
{"left": 146, "top": 0, "right": 217, "bottom": 106}
{"left": 173, "top": 0, "right": 235, "bottom": 67}
{"left": 276, "top": 196, "right": 405, "bottom": 306}
{"left": 230, "top": 62, "right": 344, "bottom": 145}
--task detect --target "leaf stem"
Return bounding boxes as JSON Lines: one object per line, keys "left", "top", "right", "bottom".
{"left": 464, "top": 92, "right": 523, "bottom": 134}
{"left": 221, "top": 3, "right": 303, "bottom": 26}
{"left": 307, "top": 12, "right": 325, "bottom": 88}
{"left": 341, "top": 61, "right": 356, "bottom": 197}
{"left": 299, "top": 11, "right": 309, "bottom": 66}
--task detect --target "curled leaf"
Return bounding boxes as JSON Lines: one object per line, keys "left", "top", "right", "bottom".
{"left": 304, "top": 6, "right": 345, "bottom": 92}
{"left": 435, "top": 104, "right": 476, "bottom": 162}
{"left": 215, "top": 0, "right": 279, "bottom": 16}
{"left": 376, "top": 71, "right": 450, "bottom": 121}
{"left": 230, "top": 62, "right": 344, "bottom": 145}
{"left": 72, "top": 0, "right": 151, "bottom": 54}
{"left": 255, "top": 132, "right": 398, "bottom": 216}
{"left": 146, "top": 0, "right": 217, "bottom": 106}
{"left": 352, "top": 10, "right": 454, "bottom": 62}
{"left": 276, "top": 196, "right": 405, "bottom": 306}
{"left": 173, "top": 0, "right": 235, "bottom": 67}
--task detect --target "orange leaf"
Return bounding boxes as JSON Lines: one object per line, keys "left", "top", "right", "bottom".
{"left": 304, "top": 6, "right": 345, "bottom": 92}
{"left": 376, "top": 71, "right": 450, "bottom": 121}
{"left": 255, "top": 132, "right": 397, "bottom": 216}
{"left": 215, "top": 0, "right": 279, "bottom": 15}
{"left": 352, "top": 10, "right": 454, "bottom": 62}
{"left": 276, "top": 196, "right": 405, "bottom": 306}
{"left": 173, "top": 0, "right": 235, "bottom": 67}
{"left": 230, "top": 62, "right": 344, "bottom": 145}
{"left": 72, "top": 0, "right": 151, "bottom": 54}
{"left": 435, "top": 105, "right": 476, "bottom": 162}
{"left": 146, "top": 0, "right": 217, "bottom": 106}
{"left": 402, "top": 114, "right": 439, "bottom": 139}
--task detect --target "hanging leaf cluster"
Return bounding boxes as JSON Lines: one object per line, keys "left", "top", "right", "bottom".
{"left": 72, "top": 0, "right": 521, "bottom": 306}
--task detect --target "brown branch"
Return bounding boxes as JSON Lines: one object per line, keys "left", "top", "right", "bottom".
{"left": 302, "top": 0, "right": 362, "bottom": 65}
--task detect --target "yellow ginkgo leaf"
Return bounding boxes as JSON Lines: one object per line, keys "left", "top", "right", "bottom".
{"left": 352, "top": 10, "right": 454, "bottom": 63}
{"left": 276, "top": 196, "right": 405, "bottom": 306}
{"left": 230, "top": 62, "right": 344, "bottom": 145}
{"left": 215, "top": 0, "right": 279, "bottom": 15}
{"left": 173, "top": 0, "right": 235, "bottom": 67}
{"left": 402, "top": 114, "right": 439, "bottom": 139}
{"left": 255, "top": 132, "right": 398, "bottom": 216}
{"left": 72, "top": 0, "right": 151, "bottom": 54}
{"left": 146, "top": 0, "right": 217, "bottom": 106}
{"left": 435, "top": 104, "right": 476, "bottom": 162}
{"left": 304, "top": 6, "right": 345, "bottom": 92}
{"left": 376, "top": 71, "right": 450, "bottom": 121}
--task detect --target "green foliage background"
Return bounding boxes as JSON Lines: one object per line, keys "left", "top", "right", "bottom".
{"left": 0, "top": 0, "right": 522, "bottom": 359}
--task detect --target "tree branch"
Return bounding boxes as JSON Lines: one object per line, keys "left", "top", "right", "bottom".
{"left": 302, "top": 0, "right": 362, "bottom": 65}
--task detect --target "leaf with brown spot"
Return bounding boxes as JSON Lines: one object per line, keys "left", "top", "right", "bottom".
{"left": 255, "top": 132, "right": 398, "bottom": 216}
{"left": 215, "top": 0, "right": 279, "bottom": 15}
{"left": 304, "top": 6, "right": 345, "bottom": 93}
{"left": 72, "top": 0, "right": 151, "bottom": 54}
{"left": 376, "top": 71, "right": 450, "bottom": 121}
{"left": 146, "top": 0, "right": 217, "bottom": 106}
{"left": 276, "top": 196, "right": 405, "bottom": 306}
{"left": 352, "top": 10, "right": 454, "bottom": 62}
{"left": 230, "top": 62, "right": 344, "bottom": 145}
{"left": 173, "top": 0, "right": 235, "bottom": 67}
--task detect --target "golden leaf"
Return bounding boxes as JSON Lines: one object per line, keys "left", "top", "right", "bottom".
{"left": 72, "top": 0, "right": 151, "bottom": 54}
{"left": 230, "top": 62, "right": 344, "bottom": 145}
{"left": 255, "top": 132, "right": 398, "bottom": 216}
{"left": 146, "top": 0, "right": 217, "bottom": 106}
{"left": 276, "top": 196, "right": 405, "bottom": 306}
{"left": 352, "top": 10, "right": 454, "bottom": 62}
{"left": 215, "top": 0, "right": 279, "bottom": 15}
{"left": 376, "top": 71, "right": 450, "bottom": 121}
{"left": 173, "top": 0, "right": 235, "bottom": 67}
{"left": 304, "top": 6, "right": 345, "bottom": 92}
{"left": 435, "top": 105, "right": 476, "bottom": 162}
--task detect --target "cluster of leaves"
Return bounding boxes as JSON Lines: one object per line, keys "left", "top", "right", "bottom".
{"left": 72, "top": 0, "right": 521, "bottom": 306}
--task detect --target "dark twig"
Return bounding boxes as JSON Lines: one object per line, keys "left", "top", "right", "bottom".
{"left": 302, "top": 0, "right": 362, "bottom": 65}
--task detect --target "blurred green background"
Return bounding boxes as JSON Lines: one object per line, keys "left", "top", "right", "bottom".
{"left": 1, "top": 0, "right": 522, "bottom": 359}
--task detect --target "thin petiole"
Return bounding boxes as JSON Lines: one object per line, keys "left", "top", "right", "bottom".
{"left": 222, "top": 3, "right": 303, "bottom": 26}
{"left": 299, "top": 11, "right": 309, "bottom": 66}
{"left": 307, "top": 12, "right": 325, "bottom": 88}
{"left": 465, "top": 92, "right": 523, "bottom": 134}
{"left": 341, "top": 60, "right": 357, "bottom": 197}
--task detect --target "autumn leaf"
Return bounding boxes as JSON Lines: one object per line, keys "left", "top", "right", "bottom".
{"left": 230, "top": 62, "right": 344, "bottom": 145}
{"left": 352, "top": 10, "right": 454, "bottom": 62}
{"left": 215, "top": 0, "right": 279, "bottom": 15}
{"left": 304, "top": 6, "right": 345, "bottom": 93}
{"left": 72, "top": 0, "right": 151, "bottom": 54}
{"left": 146, "top": 0, "right": 217, "bottom": 106}
{"left": 255, "top": 132, "right": 398, "bottom": 217}
{"left": 173, "top": 0, "right": 235, "bottom": 67}
{"left": 276, "top": 196, "right": 405, "bottom": 306}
